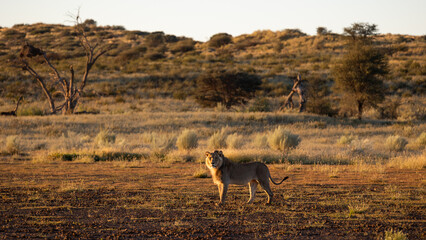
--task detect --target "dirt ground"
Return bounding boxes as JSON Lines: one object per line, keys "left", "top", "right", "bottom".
{"left": 0, "top": 159, "right": 424, "bottom": 239}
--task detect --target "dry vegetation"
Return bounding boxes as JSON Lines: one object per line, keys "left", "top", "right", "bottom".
{"left": 0, "top": 23, "right": 425, "bottom": 119}
{"left": 0, "top": 159, "right": 424, "bottom": 239}
{"left": 0, "top": 22, "right": 425, "bottom": 239}
{"left": 0, "top": 99, "right": 425, "bottom": 238}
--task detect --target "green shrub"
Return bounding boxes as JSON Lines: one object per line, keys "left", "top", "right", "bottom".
{"left": 95, "top": 130, "right": 116, "bottom": 147}
{"left": 208, "top": 128, "right": 228, "bottom": 149}
{"left": 385, "top": 135, "right": 408, "bottom": 152}
{"left": 176, "top": 129, "right": 198, "bottom": 150}
{"left": 226, "top": 133, "right": 244, "bottom": 149}
{"left": 268, "top": 126, "right": 300, "bottom": 151}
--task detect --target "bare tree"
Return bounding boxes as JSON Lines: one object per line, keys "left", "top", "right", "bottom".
{"left": 19, "top": 15, "right": 113, "bottom": 115}
{"left": 281, "top": 74, "right": 307, "bottom": 112}
{"left": 0, "top": 96, "right": 23, "bottom": 116}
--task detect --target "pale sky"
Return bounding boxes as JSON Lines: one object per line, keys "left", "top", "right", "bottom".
{"left": 1, "top": 0, "right": 425, "bottom": 41}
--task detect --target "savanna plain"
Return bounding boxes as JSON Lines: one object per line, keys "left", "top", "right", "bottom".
{"left": 0, "top": 21, "right": 425, "bottom": 239}
{"left": 0, "top": 99, "right": 425, "bottom": 239}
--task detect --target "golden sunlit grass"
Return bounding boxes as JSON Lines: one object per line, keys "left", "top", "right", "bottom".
{"left": 0, "top": 97, "right": 425, "bottom": 169}
{"left": 386, "top": 151, "right": 426, "bottom": 169}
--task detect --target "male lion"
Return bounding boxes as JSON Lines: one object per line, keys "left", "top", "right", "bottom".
{"left": 205, "top": 150, "right": 288, "bottom": 205}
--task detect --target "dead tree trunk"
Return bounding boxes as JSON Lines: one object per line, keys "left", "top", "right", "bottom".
{"left": 18, "top": 14, "right": 113, "bottom": 115}
{"left": 0, "top": 97, "right": 23, "bottom": 116}
{"left": 281, "top": 74, "right": 307, "bottom": 112}
{"left": 357, "top": 100, "right": 364, "bottom": 120}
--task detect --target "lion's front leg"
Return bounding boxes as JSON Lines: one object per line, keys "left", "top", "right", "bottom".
{"left": 247, "top": 180, "right": 258, "bottom": 204}
{"left": 217, "top": 183, "right": 228, "bottom": 205}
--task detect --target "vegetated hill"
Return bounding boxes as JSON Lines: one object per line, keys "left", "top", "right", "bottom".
{"left": 0, "top": 22, "right": 425, "bottom": 101}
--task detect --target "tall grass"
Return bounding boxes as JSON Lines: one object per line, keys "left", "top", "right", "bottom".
{"left": 387, "top": 152, "right": 426, "bottom": 169}
{"left": 0, "top": 103, "right": 424, "bottom": 165}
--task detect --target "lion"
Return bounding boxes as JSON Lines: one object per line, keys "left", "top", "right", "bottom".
{"left": 205, "top": 150, "right": 288, "bottom": 205}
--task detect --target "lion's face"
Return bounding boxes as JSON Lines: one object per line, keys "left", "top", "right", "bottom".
{"left": 205, "top": 150, "right": 224, "bottom": 169}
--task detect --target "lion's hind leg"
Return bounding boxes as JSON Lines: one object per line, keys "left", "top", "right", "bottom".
{"left": 259, "top": 179, "right": 273, "bottom": 204}
{"left": 247, "top": 180, "right": 258, "bottom": 204}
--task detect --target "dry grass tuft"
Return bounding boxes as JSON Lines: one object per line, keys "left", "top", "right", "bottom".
{"left": 176, "top": 129, "right": 198, "bottom": 150}
{"left": 95, "top": 129, "right": 116, "bottom": 147}
{"left": 192, "top": 167, "right": 209, "bottom": 178}
{"left": 416, "top": 132, "right": 426, "bottom": 148}
{"left": 387, "top": 152, "right": 426, "bottom": 169}
{"left": 336, "top": 134, "right": 356, "bottom": 145}
{"left": 384, "top": 229, "right": 408, "bottom": 240}
{"left": 385, "top": 135, "right": 408, "bottom": 152}
{"left": 348, "top": 201, "right": 369, "bottom": 218}
{"left": 226, "top": 133, "right": 245, "bottom": 149}
{"left": 208, "top": 127, "right": 228, "bottom": 149}
{"left": 4, "top": 135, "right": 21, "bottom": 155}
{"left": 268, "top": 126, "right": 300, "bottom": 151}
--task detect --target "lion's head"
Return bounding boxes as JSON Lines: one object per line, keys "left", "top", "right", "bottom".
{"left": 205, "top": 150, "right": 224, "bottom": 169}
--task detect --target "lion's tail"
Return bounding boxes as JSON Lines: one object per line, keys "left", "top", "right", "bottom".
{"left": 269, "top": 176, "right": 289, "bottom": 185}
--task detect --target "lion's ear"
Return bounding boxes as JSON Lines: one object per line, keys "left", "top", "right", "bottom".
{"left": 205, "top": 151, "right": 210, "bottom": 157}
{"left": 218, "top": 150, "right": 223, "bottom": 157}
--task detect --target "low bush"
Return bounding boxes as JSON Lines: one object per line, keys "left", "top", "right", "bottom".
{"left": 226, "top": 133, "right": 244, "bottom": 149}
{"left": 268, "top": 126, "right": 300, "bottom": 151}
{"left": 416, "top": 132, "right": 426, "bottom": 147}
{"left": 208, "top": 33, "right": 232, "bottom": 48}
{"left": 18, "top": 106, "right": 44, "bottom": 116}
{"left": 176, "top": 129, "right": 198, "bottom": 150}
{"left": 337, "top": 134, "right": 356, "bottom": 145}
{"left": 95, "top": 130, "right": 116, "bottom": 147}
{"left": 384, "top": 229, "right": 408, "bottom": 240}
{"left": 170, "top": 39, "right": 195, "bottom": 54}
{"left": 208, "top": 128, "right": 228, "bottom": 149}
{"left": 252, "top": 134, "right": 269, "bottom": 149}
{"left": 385, "top": 135, "right": 408, "bottom": 152}
{"left": 5, "top": 135, "right": 20, "bottom": 155}
{"left": 248, "top": 97, "right": 271, "bottom": 112}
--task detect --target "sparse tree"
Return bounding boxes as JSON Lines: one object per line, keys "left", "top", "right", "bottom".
{"left": 332, "top": 23, "right": 387, "bottom": 120}
{"left": 316, "top": 27, "right": 329, "bottom": 35}
{"left": 18, "top": 15, "right": 114, "bottom": 115}
{"left": 332, "top": 42, "right": 387, "bottom": 119}
{"left": 343, "top": 22, "right": 378, "bottom": 42}
{"left": 195, "top": 70, "right": 261, "bottom": 109}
